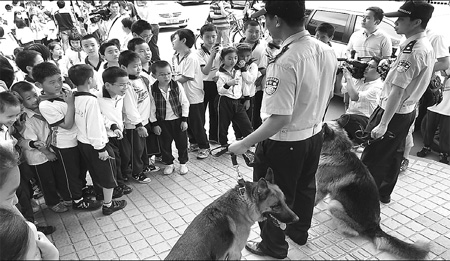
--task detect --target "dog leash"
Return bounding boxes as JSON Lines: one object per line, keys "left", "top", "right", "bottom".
{"left": 355, "top": 130, "right": 396, "bottom": 146}
{"left": 210, "top": 144, "right": 256, "bottom": 167}
{"left": 230, "top": 152, "right": 246, "bottom": 196}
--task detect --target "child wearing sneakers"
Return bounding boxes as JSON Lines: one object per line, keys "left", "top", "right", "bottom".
{"left": 33, "top": 62, "right": 102, "bottom": 211}
{"left": 68, "top": 64, "right": 127, "bottom": 215}
{"left": 98, "top": 66, "right": 133, "bottom": 191}
{"left": 171, "top": 29, "right": 210, "bottom": 160}
{"left": 119, "top": 50, "right": 160, "bottom": 183}
{"left": 150, "top": 61, "right": 190, "bottom": 175}
{"left": 11, "top": 81, "right": 70, "bottom": 213}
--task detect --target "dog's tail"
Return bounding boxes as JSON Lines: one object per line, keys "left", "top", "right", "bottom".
{"left": 370, "top": 226, "right": 430, "bottom": 259}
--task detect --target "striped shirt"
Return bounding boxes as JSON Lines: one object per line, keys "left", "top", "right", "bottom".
{"left": 209, "top": 1, "right": 231, "bottom": 29}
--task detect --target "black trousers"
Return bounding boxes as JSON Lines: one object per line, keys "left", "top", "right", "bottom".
{"left": 203, "top": 81, "right": 219, "bottom": 141}
{"left": 16, "top": 162, "right": 34, "bottom": 222}
{"left": 31, "top": 161, "right": 64, "bottom": 206}
{"left": 187, "top": 103, "right": 210, "bottom": 149}
{"left": 159, "top": 118, "right": 189, "bottom": 164}
{"left": 78, "top": 142, "right": 118, "bottom": 189}
{"left": 361, "top": 106, "right": 416, "bottom": 198}
{"left": 252, "top": 90, "right": 263, "bottom": 130}
{"left": 424, "top": 110, "right": 450, "bottom": 154}
{"left": 338, "top": 113, "right": 369, "bottom": 144}
{"left": 233, "top": 97, "right": 254, "bottom": 139}
{"left": 253, "top": 133, "right": 323, "bottom": 258}
{"left": 125, "top": 127, "right": 148, "bottom": 175}
{"left": 108, "top": 137, "right": 131, "bottom": 184}
{"left": 216, "top": 96, "right": 253, "bottom": 146}
{"left": 51, "top": 146, "right": 84, "bottom": 200}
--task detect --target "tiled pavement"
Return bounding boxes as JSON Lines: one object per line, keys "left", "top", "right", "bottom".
{"left": 34, "top": 151, "right": 450, "bottom": 260}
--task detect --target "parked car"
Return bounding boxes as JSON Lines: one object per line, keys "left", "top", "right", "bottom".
{"left": 305, "top": 7, "right": 401, "bottom": 59}
{"left": 146, "top": 1, "right": 189, "bottom": 29}
{"left": 176, "top": 0, "right": 206, "bottom": 4}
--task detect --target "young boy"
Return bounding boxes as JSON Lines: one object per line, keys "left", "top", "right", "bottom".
{"left": 315, "top": 22, "right": 335, "bottom": 47}
{"left": 11, "top": 81, "right": 70, "bottom": 213}
{"left": 119, "top": 50, "right": 159, "bottom": 183}
{"left": 81, "top": 34, "right": 103, "bottom": 72}
{"left": 127, "top": 37, "right": 152, "bottom": 75}
{"left": 98, "top": 38, "right": 121, "bottom": 77}
{"left": 0, "top": 91, "right": 55, "bottom": 234}
{"left": 171, "top": 29, "right": 210, "bottom": 160}
{"left": 196, "top": 24, "right": 221, "bottom": 144}
{"left": 131, "top": 19, "right": 160, "bottom": 62}
{"left": 63, "top": 31, "right": 86, "bottom": 71}
{"left": 121, "top": 17, "right": 133, "bottom": 51}
{"left": 68, "top": 64, "right": 127, "bottom": 215}
{"left": 15, "top": 50, "right": 45, "bottom": 87}
{"left": 98, "top": 66, "right": 133, "bottom": 192}
{"left": 33, "top": 62, "right": 102, "bottom": 211}
{"left": 150, "top": 61, "right": 189, "bottom": 175}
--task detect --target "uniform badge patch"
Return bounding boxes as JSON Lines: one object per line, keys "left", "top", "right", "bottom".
{"left": 265, "top": 77, "right": 279, "bottom": 95}
{"left": 396, "top": 60, "right": 411, "bottom": 73}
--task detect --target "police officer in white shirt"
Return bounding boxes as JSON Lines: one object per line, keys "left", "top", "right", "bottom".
{"left": 361, "top": 1, "right": 435, "bottom": 204}
{"left": 229, "top": 1, "right": 337, "bottom": 258}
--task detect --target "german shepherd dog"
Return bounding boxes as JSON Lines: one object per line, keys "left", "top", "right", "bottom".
{"left": 166, "top": 169, "right": 299, "bottom": 260}
{"left": 315, "top": 121, "right": 430, "bottom": 259}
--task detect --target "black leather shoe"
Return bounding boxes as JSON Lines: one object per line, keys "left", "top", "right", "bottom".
{"left": 245, "top": 242, "right": 286, "bottom": 259}
{"left": 380, "top": 195, "right": 391, "bottom": 204}
{"left": 36, "top": 225, "right": 56, "bottom": 235}
{"left": 286, "top": 230, "right": 308, "bottom": 246}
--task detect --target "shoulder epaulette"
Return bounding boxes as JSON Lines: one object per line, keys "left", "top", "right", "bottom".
{"left": 403, "top": 40, "right": 417, "bottom": 54}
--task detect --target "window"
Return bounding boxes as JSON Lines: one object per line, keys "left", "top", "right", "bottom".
{"left": 307, "top": 10, "right": 350, "bottom": 43}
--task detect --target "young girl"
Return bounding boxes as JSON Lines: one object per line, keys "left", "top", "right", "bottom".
{"left": 48, "top": 41, "right": 67, "bottom": 76}
{"left": 215, "top": 46, "right": 253, "bottom": 147}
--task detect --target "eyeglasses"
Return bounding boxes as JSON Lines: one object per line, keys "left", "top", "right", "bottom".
{"left": 113, "top": 82, "right": 131, "bottom": 88}
{"left": 139, "top": 33, "right": 153, "bottom": 41}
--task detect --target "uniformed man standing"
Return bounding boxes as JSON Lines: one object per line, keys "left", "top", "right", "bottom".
{"left": 361, "top": 1, "right": 435, "bottom": 204}
{"left": 229, "top": 1, "right": 337, "bottom": 259}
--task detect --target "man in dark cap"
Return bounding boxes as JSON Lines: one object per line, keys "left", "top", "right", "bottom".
{"left": 229, "top": 0, "right": 337, "bottom": 258}
{"left": 361, "top": 1, "right": 435, "bottom": 203}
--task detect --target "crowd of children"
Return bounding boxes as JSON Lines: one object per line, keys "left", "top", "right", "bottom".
{"left": 0, "top": 1, "right": 281, "bottom": 251}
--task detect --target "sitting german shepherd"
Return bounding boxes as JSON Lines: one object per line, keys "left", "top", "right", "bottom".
{"left": 315, "top": 121, "right": 430, "bottom": 259}
{"left": 166, "top": 169, "right": 299, "bottom": 260}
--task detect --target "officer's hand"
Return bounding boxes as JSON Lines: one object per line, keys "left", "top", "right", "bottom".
{"left": 228, "top": 139, "right": 250, "bottom": 155}
{"left": 180, "top": 122, "right": 188, "bottom": 131}
{"left": 153, "top": 126, "right": 162, "bottom": 135}
{"left": 113, "top": 129, "right": 123, "bottom": 140}
{"left": 371, "top": 123, "right": 387, "bottom": 140}
{"left": 342, "top": 67, "right": 352, "bottom": 80}
{"left": 45, "top": 152, "right": 58, "bottom": 162}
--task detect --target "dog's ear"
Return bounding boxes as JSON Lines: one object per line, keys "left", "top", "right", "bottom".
{"left": 265, "top": 168, "right": 275, "bottom": 184}
{"left": 257, "top": 178, "right": 269, "bottom": 199}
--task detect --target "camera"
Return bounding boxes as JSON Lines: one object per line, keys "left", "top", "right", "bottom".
{"left": 89, "top": 7, "right": 111, "bottom": 23}
{"left": 337, "top": 59, "right": 368, "bottom": 80}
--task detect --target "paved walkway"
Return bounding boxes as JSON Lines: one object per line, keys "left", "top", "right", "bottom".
{"left": 33, "top": 150, "right": 450, "bottom": 260}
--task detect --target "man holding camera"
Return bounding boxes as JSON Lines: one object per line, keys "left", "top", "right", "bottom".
{"left": 335, "top": 57, "right": 383, "bottom": 144}
{"left": 346, "top": 6, "right": 392, "bottom": 60}
{"left": 101, "top": 0, "right": 125, "bottom": 42}
{"left": 361, "top": 1, "right": 435, "bottom": 204}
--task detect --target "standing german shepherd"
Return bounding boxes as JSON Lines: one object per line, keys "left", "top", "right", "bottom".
{"left": 166, "top": 169, "right": 299, "bottom": 260}
{"left": 315, "top": 121, "right": 430, "bottom": 259}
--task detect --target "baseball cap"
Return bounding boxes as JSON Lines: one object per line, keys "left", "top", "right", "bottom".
{"left": 384, "top": 1, "right": 434, "bottom": 22}
{"left": 251, "top": 0, "right": 305, "bottom": 21}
